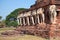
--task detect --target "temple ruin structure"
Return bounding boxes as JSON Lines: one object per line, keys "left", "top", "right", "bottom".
{"left": 17, "top": 0, "right": 60, "bottom": 38}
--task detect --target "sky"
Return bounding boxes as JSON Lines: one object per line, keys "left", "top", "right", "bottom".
{"left": 0, "top": 0, "right": 36, "bottom": 19}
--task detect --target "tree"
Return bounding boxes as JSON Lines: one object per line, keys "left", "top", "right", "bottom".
{"left": 0, "top": 20, "right": 6, "bottom": 28}
{"left": 5, "top": 8, "right": 27, "bottom": 27}
{"left": 0, "top": 16, "right": 2, "bottom": 20}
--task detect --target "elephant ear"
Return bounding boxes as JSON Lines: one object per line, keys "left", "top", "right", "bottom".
{"left": 49, "top": 5, "right": 53, "bottom": 10}
{"left": 49, "top": 5, "right": 57, "bottom": 10}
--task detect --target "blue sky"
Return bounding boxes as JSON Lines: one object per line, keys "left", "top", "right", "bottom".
{"left": 0, "top": 0, "right": 36, "bottom": 19}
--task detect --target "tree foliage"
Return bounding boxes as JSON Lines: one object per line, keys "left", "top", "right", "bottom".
{"left": 6, "top": 8, "right": 27, "bottom": 27}
{"left": 0, "top": 19, "right": 6, "bottom": 28}
{"left": 0, "top": 16, "right": 2, "bottom": 20}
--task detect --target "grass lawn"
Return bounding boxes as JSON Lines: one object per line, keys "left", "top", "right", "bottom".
{"left": 0, "top": 27, "right": 16, "bottom": 33}
{"left": 0, "top": 35, "right": 47, "bottom": 40}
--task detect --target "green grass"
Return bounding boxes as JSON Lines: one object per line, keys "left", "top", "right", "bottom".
{"left": 0, "top": 35, "right": 47, "bottom": 40}
{"left": 0, "top": 27, "right": 16, "bottom": 33}
{"left": 0, "top": 27, "right": 15, "bottom": 31}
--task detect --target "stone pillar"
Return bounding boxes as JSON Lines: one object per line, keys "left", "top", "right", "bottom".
{"left": 37, "top": 8, "right": 45, "bottom": 24}
{"left": 23, "top": 17, "right": 26, "bottom": 26}
{"left": 49, "top": 5, "right": 57, "bottom": 24}
{"left": 54, "top": 11, "right": 57, "bottom": 24}
{"left": 27, "top": 17, "right": 30, "bottom": 25}
{"left": 41, "top": 14, "right": 45, "bottom": 23}
{"left": 37, "top": 15, "right": 40, "bottom": 24}
{"left": 31, "top": 16, "right": 35, "bottom": 25}
{"left": 50, "top": 14, "right": 54, "bottom": 23}
{"left": 50, "top": 12, "right": 57, "bottom": 24}
{"left": 20, "top": 18, "right": 22, "bottom": 26}
{"left": 17, "top": 18, "right": 19, "bottom": 25}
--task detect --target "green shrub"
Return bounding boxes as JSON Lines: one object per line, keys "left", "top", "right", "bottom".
{"left": 7, "top": 21, "right": 18, "bottom": 27}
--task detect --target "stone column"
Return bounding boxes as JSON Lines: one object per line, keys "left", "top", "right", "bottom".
{"left": 37, "top": 15, "right": 40, "bottom": 24}
{"left": 27, "top": 17, "right": 30, "bottom": 25}
{"left": 41, "top": 14, "right": 45, "bottom": 23}
{"left": 53, "top": 11, "right": 57, "bottom": 24}
{"left": 17, "top": 18, "right": 19, "bottom": 25}
{"left": 50, "top": 15, "right": 53, "bottom": 23}
{"left": 20, "top": 18, "right": 22, "bottom": 26}
{"left": 23, "top": 17, "right": 26, "bottom": 26}
{"left": 37, "top": 8, "right": 45, "bottom": 24}
{"left": 31, "top": 16, "right": 35, "bottom": 25}
{"left": 49, "top": 5, "right": 57, "bottom": 24}
{"left": 50, "top": 13, "right": 57, "bottom": 24}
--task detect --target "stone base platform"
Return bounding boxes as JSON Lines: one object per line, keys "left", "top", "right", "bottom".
{"left": 1, "top": 23, "right": 60, "bottom": 39}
